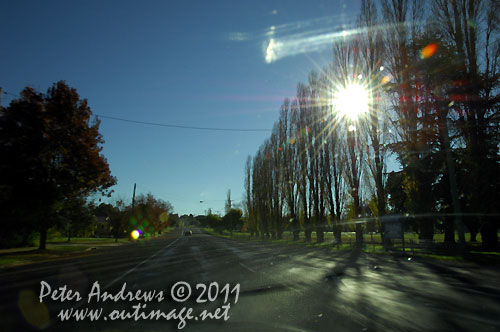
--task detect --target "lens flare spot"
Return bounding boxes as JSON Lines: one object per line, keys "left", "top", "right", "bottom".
{"left": 381, "top": 75, "right": 391, "bottom": 84}
{"left": 131, "top": 230, "right": 140, "bottom": 240}
{"left": 159, "top": 212, "right": 169, "bottom": 222}
{"left": 420, "top": 43, "right": 438, "bottom": 59}
{"left": 18, "top": 289, "right": 50, "bottom": 329}
{"left": 288, "top": 138, "right": 296, "bottom": 144}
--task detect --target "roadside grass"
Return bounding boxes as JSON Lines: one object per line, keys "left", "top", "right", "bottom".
{"left": 46, "top": 237, "right": 129, "bottom": 245}
{"left": 0, "top": 227, "right": 176, "bottom": 268}
{"left": 0, "top": 246, "right": 92, "bottom": 268}
{"left": 49, "top": 245, "right": 89, "bottom": 252}
{"left": 36, "top": 226, "right": 177, "bottom": 246}
{"left": 204, "top": 228, "right": 499, "bottom": 263}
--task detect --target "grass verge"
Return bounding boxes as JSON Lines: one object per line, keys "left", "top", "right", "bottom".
{"left": 204, "top": 228, "right": 499, "bottom": 263}
{"left": 0, "top": 227, "right": 176, "bottom": 268}
{"left": 0, "top": 246, "right": 92, "bottom": 268}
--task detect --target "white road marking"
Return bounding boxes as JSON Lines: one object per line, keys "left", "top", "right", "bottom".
{"left": 239, "top": 262, "right": 256, "bottom": 273}
{"left": 103, "top": 238, "right": 179, "bottom": 289}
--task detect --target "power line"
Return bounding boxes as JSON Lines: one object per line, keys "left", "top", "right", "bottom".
{"left": 3, "top": 91, "right": 19, "bottom": 97}
{"left": 95, "top": 114, "right": 271, "bottom": 132}
{"left": 1, "top": 89, "right": 271, "bottom": 132}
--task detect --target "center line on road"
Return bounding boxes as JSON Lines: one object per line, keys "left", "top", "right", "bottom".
{"left": 239, "top": 262, "right": 256, "bottom": 273}
{"left": 103, "top": 238, "right": 179, "bottom": 290}
{"left": 44, "top": 238, "right": 180, "bottom": 330}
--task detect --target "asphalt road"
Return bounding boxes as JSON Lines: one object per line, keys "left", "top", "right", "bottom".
{"left": 1, "top": 228, "right": 500, "bottom": 332}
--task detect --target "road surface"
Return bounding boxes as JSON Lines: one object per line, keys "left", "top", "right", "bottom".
{"left": 1, "top": 228, "right": 500, "bottom": 332}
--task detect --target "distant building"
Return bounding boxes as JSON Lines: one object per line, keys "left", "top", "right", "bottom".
{"left": 94, "top": 214, "right": 111, "bottom": 237}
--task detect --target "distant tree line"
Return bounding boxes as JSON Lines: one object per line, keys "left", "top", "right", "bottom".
{"left": 93, "top": 193, "right": 174, "bottom": 242}
{"left": 196, "top": 205, "right": 244, "bottom": 234}
{"left": 244, "top": 0, "right": 500, "bottom": 250}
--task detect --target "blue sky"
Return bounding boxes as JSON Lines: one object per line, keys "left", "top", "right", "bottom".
{"left": 1, "top": 0, "right": 362, "bottom": 215}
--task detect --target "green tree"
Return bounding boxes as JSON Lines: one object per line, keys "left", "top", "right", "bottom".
{"left": 133, "top": 193, "right": 173, "bottom": 236}
{"left": 223, "top": 208, "right": 243, "bottom": 233}
{"left": 0, "top": 81, "right": 116, "bottom": 249}
{"left": 59, "top": 197, "right": 96, "bottom": 241}
{"left": 94, "top": 202, "right": 125, "bottom": 241}
{"left": 206, "top": 213, "right": 222, "bottom": 233}
{"left": 432, "top": 0, "right": 500, "bottom": 250}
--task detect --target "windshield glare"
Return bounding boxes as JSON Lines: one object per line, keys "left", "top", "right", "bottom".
{"left": 1, "top": 1, "right": 499, "bottom": 331}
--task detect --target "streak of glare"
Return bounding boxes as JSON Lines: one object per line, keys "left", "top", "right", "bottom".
{"left": 227, "top": 15, "right": 420, "bottom": 64}
{"left": 264, "top": 28, "right": 357, "bottom": 63}
{"left": 265, "top": 38, "right": 281, "bottom": 63}
{"left": 260, "top": 19, "right": 419, "bottom": 63}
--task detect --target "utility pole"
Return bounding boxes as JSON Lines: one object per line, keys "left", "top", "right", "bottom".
{"left": 0, "top": 87, "right": 3, "bottom": 106}
{"left": 225, "top": 190, "right": 232, "bottom": 234}
{"left": 130, "top": 183, "right": 136, "bottom": 241}
{"left": 132, "top": 183, "right": 136, "bottom": 210}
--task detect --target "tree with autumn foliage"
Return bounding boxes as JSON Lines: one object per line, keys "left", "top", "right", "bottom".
{"left": 132, "top": 193, "right": 173, "bottom": 236}
{"left": 0, "top": 81, "right": 116, "bottom": 249}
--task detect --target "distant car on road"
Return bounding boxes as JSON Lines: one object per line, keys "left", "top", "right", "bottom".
{"left": 184, "top": 229, "right": 192, "bottom": 236}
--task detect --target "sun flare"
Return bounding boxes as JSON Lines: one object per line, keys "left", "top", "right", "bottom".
{"left": 333, "top": 83, "right": 369, "bottom": 120}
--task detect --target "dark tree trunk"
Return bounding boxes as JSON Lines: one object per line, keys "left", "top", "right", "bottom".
{"left": 316, "top": 229, "right": 324, "bottom": 243}
{"left": 470, "top": 229, "right": 477, "bottom": 242}
{"left": 480, "top": 218, "right": 499, "bottom": 251}
{"left": 353, "top": 193, "right": 363, "bottom": 245}
{"left": 333, "top": 224, "right": 342, "bottom": 244}
{"left": 259, "top": 217, "right": 266, "bottom": 239}
{"left": 304, "top": 217, "right": 312, "bottom": 242}
{"left": 444, "top": 217, "right": 455, "bottom": 243}
{"left": 292, "top": 217, "right": 300, "bottom": 241}
{"left": 39, "top": 228, "right": 48, "bottom": 250}
{"left": 419, "top": 216, "right": 434, "bottom": 240}
{"left": 355, "top": 223, "right": 363, "bottom": 245}
{"left": 276, "top": 214, "right": 283, "bottom": 240}
{"left": 316, "top": 217, "right": 325, "bottom": 243}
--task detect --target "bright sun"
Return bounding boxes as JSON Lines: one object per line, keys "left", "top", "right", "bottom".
{"left": 333, "top": 83, "right": 369, "bottom": 120}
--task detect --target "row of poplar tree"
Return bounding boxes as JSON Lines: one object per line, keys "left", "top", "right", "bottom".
{"left": 243, "top": 0, "right": 500, "bottom": 250}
